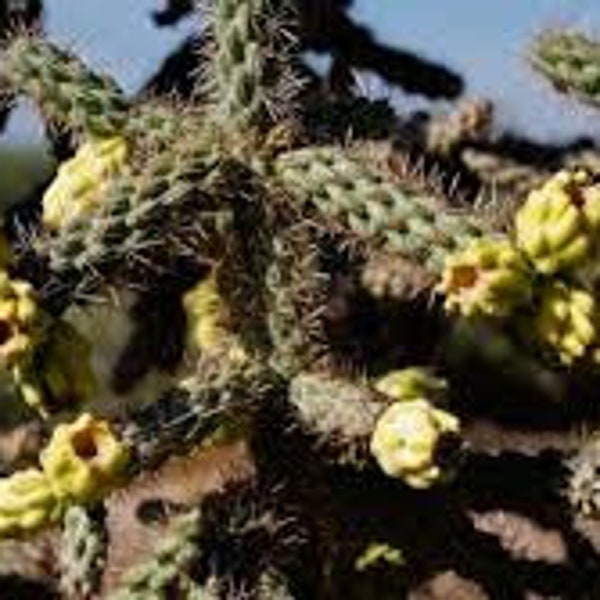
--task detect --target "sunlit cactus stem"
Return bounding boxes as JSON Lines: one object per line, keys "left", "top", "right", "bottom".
{"left": 210, "top": 0, "right": 297, "bottom": 133}
{"left": 531, "top": 29, "right": 600, "bottom": 110}
{"left": 270, "top": 147, "right": 487, "bottom": 274}
{"left": 34, "top": 143, "right": 228, "bottom": 299}
{"left": 1, "top": 34, "right": 129, "bottom": 139}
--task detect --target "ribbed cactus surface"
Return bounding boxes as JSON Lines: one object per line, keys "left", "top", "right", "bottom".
{"left": 272, "top": 147, "right": 486, "bottom": 272}
{"left": 532, "top": 30, "right": 600, "bottom": 108}
{"left": 1, "top": 35, "right": 129, "bottom": 139}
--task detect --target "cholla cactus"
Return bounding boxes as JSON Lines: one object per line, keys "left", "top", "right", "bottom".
{"left": 4, "top": 3, "right": 600, "bottom": 597}
{"left": 531, "top": 30, "right": 600, "bottom": 109}
{"left": 59, "top": 506, "right": 107, "bottom": 599}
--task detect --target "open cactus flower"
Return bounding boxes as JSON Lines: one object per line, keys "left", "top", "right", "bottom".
{"left": 40, "top": 413, "right": 129, "bottom": 504}
{"left": 0, "top": 414, "right": 128, "bottom": 538}
{"left": 438, "top": 237, "right": 533, "bottom": 319}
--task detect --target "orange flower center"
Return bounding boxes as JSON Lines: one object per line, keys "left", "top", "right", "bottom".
{"left": 71, "top": 429, "right": 99, "bottom": 461}
{"left": 449, "top": 265, "right": 479, "bottom": 291}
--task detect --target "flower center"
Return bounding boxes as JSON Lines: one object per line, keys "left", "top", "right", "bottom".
{"left": 449, "top": 265, "right": 479, "bottom": 291}
{"left": 72, "top": 430, "right": 99, "bottom": 460}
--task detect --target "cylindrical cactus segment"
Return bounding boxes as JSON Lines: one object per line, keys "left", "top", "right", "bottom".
{"left": 60, "top": 506, "right": 107, "bottom": 599}
{"left": 271, "top": 147, "right": 486, "bottom": 273}
{"left": 531, "top": 30, "right": 600, "bottom": 109}
{"left": 123, "top": 360, "right": 284, "bottom": 471}
{"left": 210, "top": 0, "right": 296, "bottom": 131}
{"left": 1, "top": 34, "right": 129, "bottom": 139}
{"left": 288, "top": 372, "right": 386, "bottom": 468}
{"left": 265, "top": 226, "right": 331, "bottom": 377}
{"left": 34, "top": 144, "right": 227, "bottom": 286}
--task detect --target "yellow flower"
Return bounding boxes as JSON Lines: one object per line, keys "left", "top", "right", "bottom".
{"left": 0, "top": 469, "right": 61, "bottom": 538}
{"left": 533, "top": 282, "right": 598, "bottom": 366}
{"left": 375, "top": 368, "right": 446, "bottom": 403}
{"left": 438, "top": 237, "right": 532, "bottom": 318}
{"left": 182, "top": 271, "right": 247, "bottom": 363}
{"left": 41, "top": 414, "right": 129, "bottom": 504}
{"left": 0, "top": 271, "right": 39, "bottom": 368}
{"left": 370, "top": 399, "right": 460, "bottom": 489}
{"left": 43, "top": 136, "right": 128, "bottom": 229}
{"left": 515, "top": 170, "right": 600, "bottom": 275}
{"left": 183, "top": 271, "right": 227, "bottom": 354}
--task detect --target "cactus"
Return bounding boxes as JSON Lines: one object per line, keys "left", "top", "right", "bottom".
{"left": 111, "top": 509, "right": 203, "bottom": 599}
{"left": 270, "top": 146, "right": 487, "bottom": 274}
{"left": 33, "top": 142, "right": 227, "bottom": 297}
{"left": 207, "top": 0, "right": 298, "bottom": 133}
{"left": 59, "top": 506, "right": 107, "bottom": 599}
{"left": 531, "top": 30, "right": 600, "bottom": 109}
{"left": 265, "top": 224, "right": 331, "bottom": 376}
{"left": 1, "top": 35, "right": 129, "bottom": 140}
{"left": 288, "top": 372, "right": 386, "bottom": 469}
{"left": 123, "top": 358, "right": 284, "bottom": 470}
{"left": 4, "top": 4, "right": 600, "bottom": 598}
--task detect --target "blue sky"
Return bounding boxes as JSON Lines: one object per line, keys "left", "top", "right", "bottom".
{"left": 4, "top": 0, "right": 600, "bottom": 143}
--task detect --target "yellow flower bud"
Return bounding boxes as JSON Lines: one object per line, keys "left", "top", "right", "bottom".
{"left": 183, "top": 271, "right": 228, "bottom": 353}
{"left": 43, "top": 137, "right": 128, "bottom": 229}
{"left": 0, "top": 468, "right": 61, "bottom": 538}
{"left": 41, "top": 414, "right": 129, "bottom": 504}
{"left": 0, "top": 271, "right": 39, "bottom": 368}
{"left": 438, "top": 237, "right": 532, "bottom": 318}
{"left": 533, "top": 283, "right": 598, "bottom": 365}
{"left": 515, "top": 170, "right": 600, "bottom": 275}
{"left": 182, "top": 271, "right": 248, "bottom": 363}
{"left": 370, "top": 399, "right": 460, "bottom": 489}
{"left": 375, "top": 368, "right": 446, "bottom": 403}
